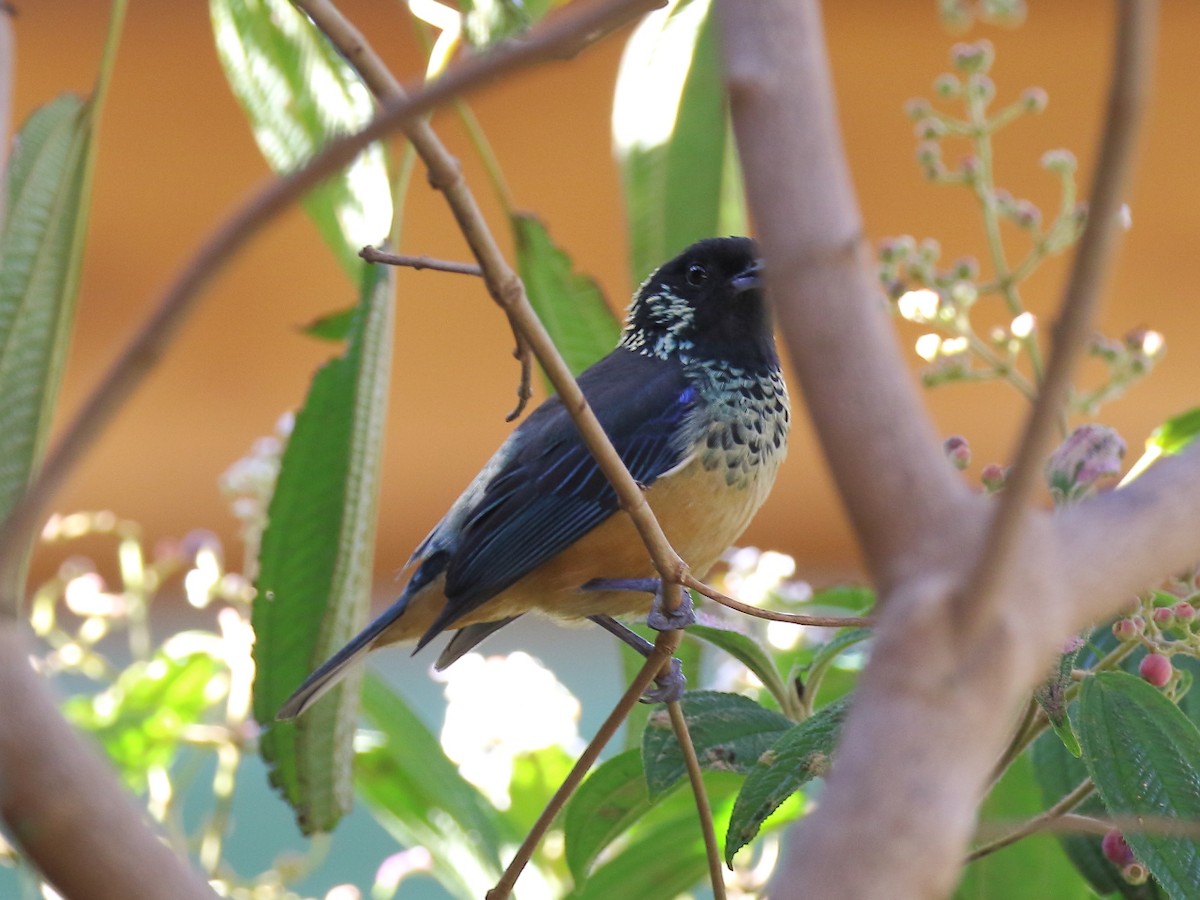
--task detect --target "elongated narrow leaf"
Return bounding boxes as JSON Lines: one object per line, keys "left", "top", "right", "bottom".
{"left": 1079, "top": 672, "right": 1200, "bottom": 896}
{"left": 253, "top": 261, "right": 393, "bottom": 833}
{"left": 210, "top": 0, "right": 390, "bottom": 277}
{"left": 726, "top": 697, "right": 848, "bottom": 863}
{"left": 642, "top": 691, "right": 791, "bottom": 799}
{"left": 687, "top": 623, "right": 795, "bottom": 713}
{"left": 1035, "top": 633, "right": 1086, "bottom": 758}
{"left": 613, "top": 0, "right": 744, "bottom": 288}
{"left": 355, "top": 674, "right": 506, "bottom": 896}
{"left": 513, "top": 213, "right": 620, "bottom": 387}
{"left": 800, "top": 626, "right": 871, "bottom": 707}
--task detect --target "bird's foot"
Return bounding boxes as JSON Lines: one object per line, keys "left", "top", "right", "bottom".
{"left": 588, "top": 614, "right": 687, "bottom": 703}
{"left": 581, "top": 577, "right": 696, "bottom": 631}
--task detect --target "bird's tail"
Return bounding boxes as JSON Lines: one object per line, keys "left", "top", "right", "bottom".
{"left": 275, "top": 610, "right": 398, "bottom": 720}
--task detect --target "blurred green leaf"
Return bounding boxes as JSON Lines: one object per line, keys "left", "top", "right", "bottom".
{"left": 564, "top": 748, "right": 650, "bottom": 881}
{"left": 505, "top": 743, "right": 576, "bottom": 840}
{"left": 299, "top": 305, "right": 356, "bottom": 342}
{"left": 958, "top": 750, "right": 1094, "bottom": 899}
{"left": 461, "top": 0, "right": 555, "bottom": 47}
{"left": 1122, "top": 407, "right": 1200, "bottom": 483}
{"left": 513, "top": 213, "right": 620, "bottom": 387}
{"left": 1079, "top": 672, "right": 1200, "bottom": 897}
{"left": 253, "top": 261, "right": 393, "bottom": 833}
{"left": 725, "top": 696, "right": 848, "bottom": 863}
{"left": 1032, "top": 728, "right": 1165, "bottom": 899}
{"left": 613, "top": 0, "right": 744, "bottom": 288}
{"left": 687, "top": 623, "right": 795, "bottom": 714}
{"left": 0, "top": 95, "right": 94, "bottom": 559}
{"left": 356, "top": 674, "right": 506, "bottom": 896}
{"left": 642, "top": 691, "right": 791, "bottom": 799}
{"left": 210, "top": 0, "right": 391, "bottom": 278}
{"left": 64, "top": 638, "right": 223, "bottom": 792}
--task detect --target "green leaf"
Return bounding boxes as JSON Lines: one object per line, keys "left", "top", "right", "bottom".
{"left": 355, "top": 674, "right": 506, "bottom": 896}
{"left": 725, "top": 696, "right": 848, "bottom": 863}
{"left": 959, "top": 750, "right": 1095, "bottom": 900}
{"left": 63, "top": 636, "right": 223, "bottom": 792}
{"left": 613, "top": 0, "right": 744, "bottom": 288}
{"left": 461, "top": 0, "right": 554, "bottom": 47}
{"left": 1079, "top": 672, "right": 1200, "bottom": 896}
{"left": 687, "top": 623, "right": 795, "bottom": 714}
{"left": 1032, "top": 728, "right": 1165, "bottom": 899}
{"left": 253, "top": 261, "right": 393, "bottom": 833}
{"left": 210, "top": 0, "right": 390, "bottom": 278}
{"left": 299, "top": 305, "right": 356, "bottom": 342}
{"left": 512, "top": 213, "right": 620, "bottom": 388}
{"left": 567, "top": 772, "right": 744, "bottom": 900}
{"left": 564, "top": 749, "right": 651, "bottom": 881}
{"left": 1122, "top": 407, "right": 1200, "bottom": 483}
{"left": 0, "top": 96, "right": 94, "bottom": 553}
{"left": 642, "top": 691, "right": 791, "bottom": 799}
{"left": 799, "top": 626, "right": 871, "bottom": 708}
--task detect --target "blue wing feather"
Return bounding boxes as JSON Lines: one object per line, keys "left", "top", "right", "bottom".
{"left": 417, "top": 348, "right": 697, "bottom": 644}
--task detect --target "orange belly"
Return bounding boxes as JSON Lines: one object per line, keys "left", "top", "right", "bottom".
{"left": 371, "top": 453, "right": 780, "bottom": 649}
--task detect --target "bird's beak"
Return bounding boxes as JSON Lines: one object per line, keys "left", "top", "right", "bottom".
{"left": 730, "top": 259, "right": 764, "bottom": 296}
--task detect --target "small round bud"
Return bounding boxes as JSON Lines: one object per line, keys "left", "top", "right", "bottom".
{"left": 916, "top": 140, "right": 942, "bottom": 168}
{"left": 905, "top": 98, "right": 933, "bottom": 121}
{"left": 1122, "top": 862, "right": 1149, "bottom": 886}
{"left": 951, "top": 257, "right": 979, "bottom": 281}
{"left": 1111, "top": 618, "right": 1139, "bottom": 641}
{"left": 981, "top": 463, "right": 1007, "bottom": 493}
{"left": 950, "top": 40, "right": 994, "bottom": 75}
{"left": 1041, "top": 148, "right": 1078, "bottom": 174}
{"left": 959, "top": 155, "right": 981, "bottom": 182}
{"left": 1020, "top": 87, "right": 1049, "bottom": 114}
{"left": 981, "top": 0, "right": 1027, "bottom": 25}
{"left": 1101, "top": 829, "right": 1135, "bottom": 867}
{"left": 1139, "top": 653, "right": 1172, "bottom": 688}
{"left": 1152, "top": 606, "right": 1175, "bottom": 627}
{"left": 933, "top": 74, "right": 961, "bottom": 98}
{"left": 966, "top": 74, "right": 996, "bottom": 104}
{"left": 944, "top": 435, "right": 971, "bottom": 471}
{"left": 1131, "top": 615, "right": 1146, "bottom": 633}
{"left": 1174, "top": 601, "right": 1195, "bottom": 622}
{"left": 1013, "top": 200, "right": 1042, "bottom": 230}
{"left": 915, "top": 117, "right": 947, "bottom": 141}
{"left": 917, "top": 238, "right": 941, "bottom": 263}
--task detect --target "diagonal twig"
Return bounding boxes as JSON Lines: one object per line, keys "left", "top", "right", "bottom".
{"left": 358, "top": 246, "right": 482, "bottom": 276}
{"left": 952, "top": 0, "right": 1158, "bottom": 639}
{"left": 667, "top": 699, "right": 727, "bottom": 900}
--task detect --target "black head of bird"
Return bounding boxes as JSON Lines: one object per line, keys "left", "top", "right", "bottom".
{"left": 277, "top": 236, "right": 789, "bottom": 720}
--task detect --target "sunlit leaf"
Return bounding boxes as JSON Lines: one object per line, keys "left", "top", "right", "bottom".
{"left": 1079, "top": 672, "right": 1200, "bottom": 897}
{"left": 210, "top": 0, "right": 391, "bottom": 277}
{"left": 1121, "top": 406, "right": 1200, "bottom": 484}
{"left": 355, "top": 674, "right": 506, "bottom": 896}
{"left": 613, "top": 0, "right": 744, "bottom": 288}
{"left": 461, "top": 0, "right": 555, "bottom": 47}
{"left": 564, "top": 749, "right": 650, "bottom": 881}
{"left": 64, "top": 639, "right": 223, "bottom": 791}
{"left": 253, "top": 261, "right": 393, "bottom": 833}
{"left": 687, "top": 623, "right": 795, "bottom": 713}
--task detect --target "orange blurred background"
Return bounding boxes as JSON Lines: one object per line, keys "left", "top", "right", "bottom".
{"left": 8, "top": 1, "right": 1200, "bottom": 594}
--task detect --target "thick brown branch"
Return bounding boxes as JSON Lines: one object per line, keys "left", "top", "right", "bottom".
{"left": 0, "top": 626, "right": 216, "bottom": 899}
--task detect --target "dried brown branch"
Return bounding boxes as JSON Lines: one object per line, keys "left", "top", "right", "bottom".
{"left": 668, "top": 698, "right": 727, "bottom": 900}
{"left": 954, "top": 0, "right": 1159, "bottom": 640}
{"left": 0, "top": 626, "right": 217, "bottom": 899}
{"left": 358, "top": 246, "right": 482, "bottom": 276}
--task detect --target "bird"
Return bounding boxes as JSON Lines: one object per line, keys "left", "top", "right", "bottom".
{"left": 277, "top": 236, "right": 790, "bottom": 720}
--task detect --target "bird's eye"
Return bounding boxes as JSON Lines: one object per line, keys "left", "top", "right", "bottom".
{"left": 685, "top": 264, "right": 708, "bottom": 287}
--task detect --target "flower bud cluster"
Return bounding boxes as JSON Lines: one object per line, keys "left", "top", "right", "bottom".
{"left": 1111, "top": 586, "right": 1200, "bottom": 686}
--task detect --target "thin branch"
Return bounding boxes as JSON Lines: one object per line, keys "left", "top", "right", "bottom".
{"left": 965, "top": 777, "right": 1094, "bottom": 863}
{"left": 485, "top": 630, "right": 683, "bottom": 900}
{"left": 952, "top": 0, "right": 1158, "bottom": 639}
{"left": 683, "top": 574, "right": 872, "bottom": 628}
{"left": 0, "top": 0, "right": 664, "bottom": 597}
{"left": 358, "top": 246, "right": 482, "bottom": 276}
{"left": 667, "top": 699, "right": 726, "bottom": 900}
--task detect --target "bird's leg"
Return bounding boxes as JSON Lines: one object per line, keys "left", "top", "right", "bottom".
{"left": 580, "top": 577, "right": 697, "bottom": 631}
{"left": 587, "top": 614, "right": 685, "bottom": 703}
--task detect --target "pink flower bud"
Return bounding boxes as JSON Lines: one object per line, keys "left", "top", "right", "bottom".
{"left": 1173, "top": 602, "right": 1195, "bottom": 622}
{"left": 1152, "top": 606, "right": 1175, "bottom": 627}
{"left": 1101, "top": 829, "right": 1135, "bottom": 867}
{"left": 944, "top": 435, "right": 971, "bottom": 471}
{"left": 1111, "top": 618, "right": 1138, "bottom": 641}
{"left": 1139, "top": 653, "right": 1172, "bottom": 688}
